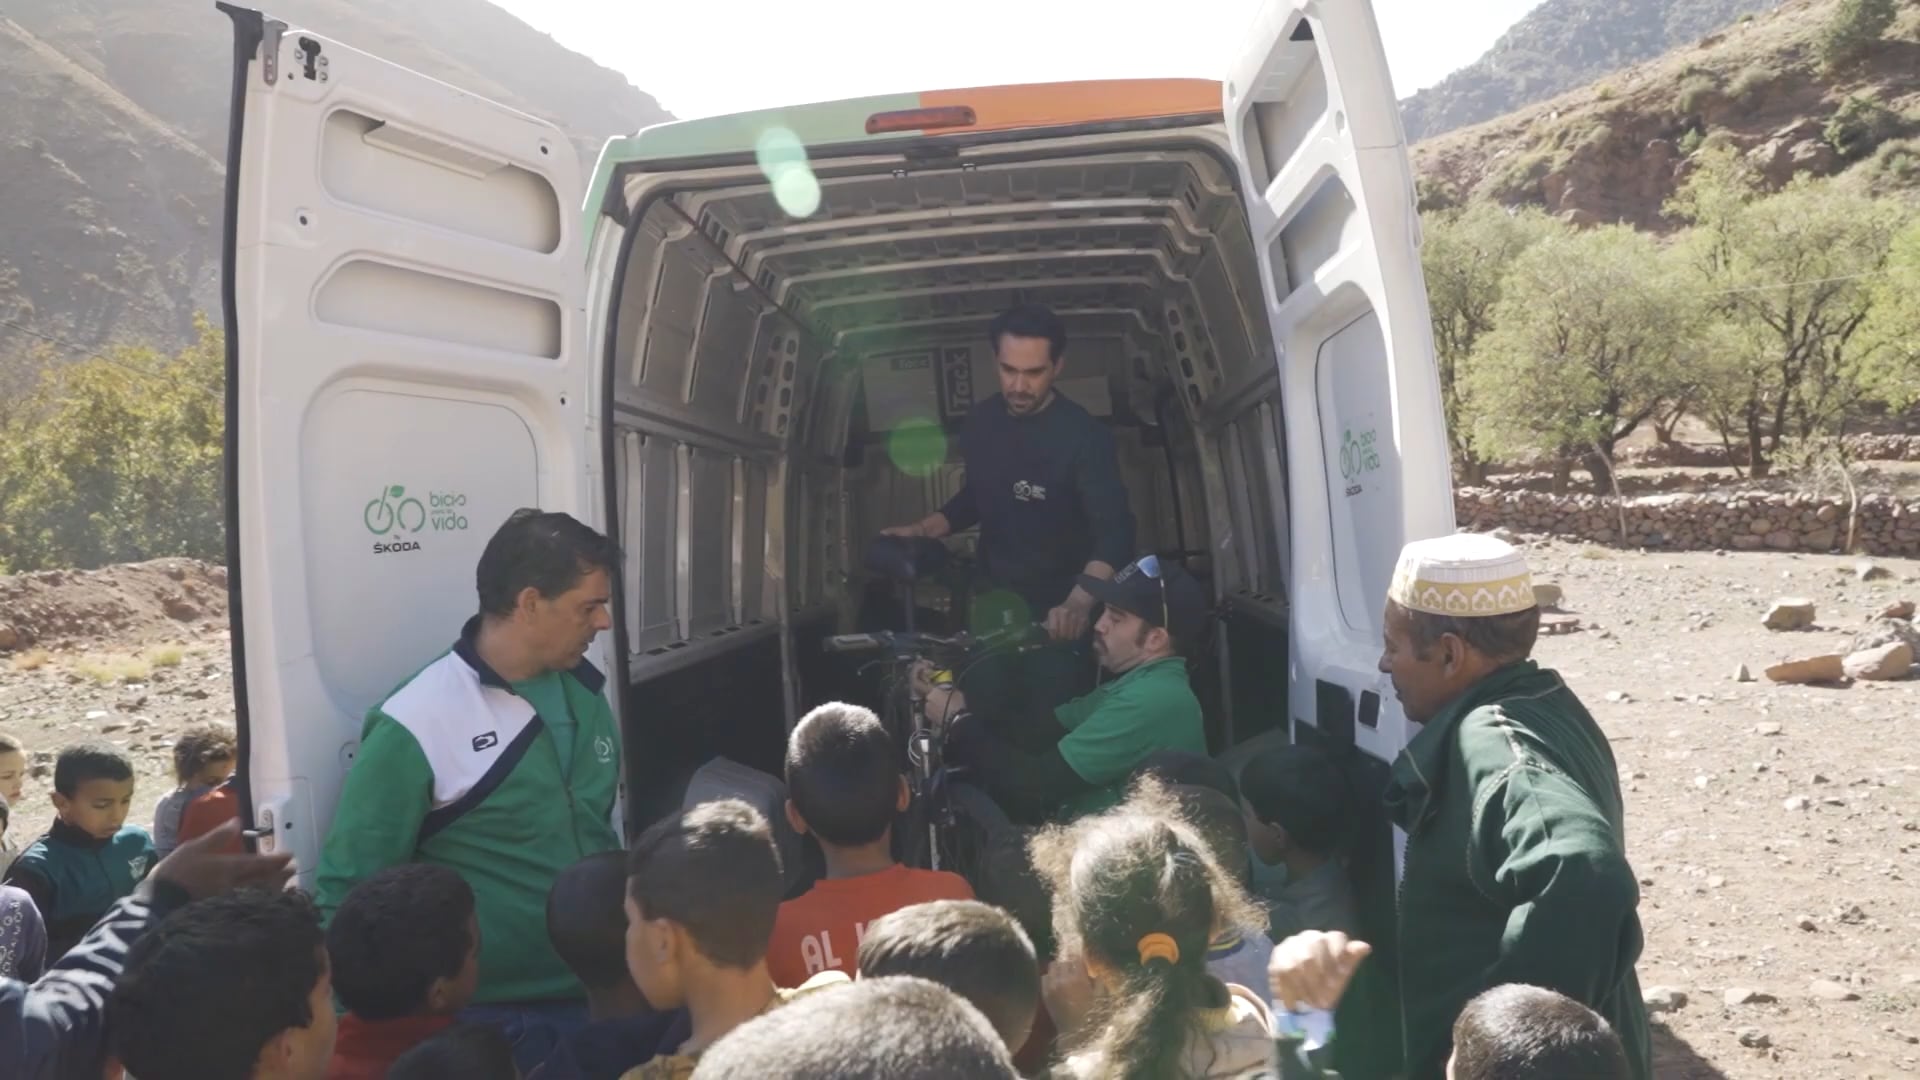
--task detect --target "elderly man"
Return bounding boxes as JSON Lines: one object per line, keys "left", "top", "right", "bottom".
{"left": 1269, "top": 534, "right": 1650, "bottom": 1080}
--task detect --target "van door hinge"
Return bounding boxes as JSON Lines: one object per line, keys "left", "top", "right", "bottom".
{"left": 260, "top": 18, "right": 285, "bottom": 86}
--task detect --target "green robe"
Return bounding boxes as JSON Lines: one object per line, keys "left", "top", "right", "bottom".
{"left": 1383, "top": 660, "right": 1652, "bottom": 1080}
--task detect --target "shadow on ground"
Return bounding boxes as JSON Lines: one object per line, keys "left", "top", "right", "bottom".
{"left": 1653, "top": 1022, "right": 1733, "bottom": 1080}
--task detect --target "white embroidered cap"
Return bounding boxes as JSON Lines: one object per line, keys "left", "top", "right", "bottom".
{"left": 1388, "top": 533, "right": 1536, "bottom": 617}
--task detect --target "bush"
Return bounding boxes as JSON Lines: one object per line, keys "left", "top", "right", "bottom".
{"left": 1863, "top": 138, "right": 1920, "bottom": 190}
{"left": 1677, "top": 73, "right": 1722, "bottom": 117}
{"left": 1729, "top": 66, "right": 1773, "bottom": 107}
{"left": 1825, "top": 94, "right": 1901, "bottom": 160}
{"left": 1486, "top": 151, "right": 1553, "bottom": 203}
{"left": 1678, "top": 127, "right": 1707, "bottom": 157}
{"left": 0, "top": 317, "right": 225, "bottom": 572}
{"left": 1819, "top": 0, "right": 1897, "bottom": 70}
{"left": 1595, "top": 84, "right": 1617, "bottom": 102}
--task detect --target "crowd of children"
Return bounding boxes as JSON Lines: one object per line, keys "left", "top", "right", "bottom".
{"left": 0, "top": 701, "right": 1635, "bottom": 1079}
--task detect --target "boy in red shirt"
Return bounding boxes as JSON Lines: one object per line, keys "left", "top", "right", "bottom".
{"left": 765, "top": 703, "right": 972, "bottom": 987}
{"left": 325, "top": 864, "right": 481, "bottom": 1078}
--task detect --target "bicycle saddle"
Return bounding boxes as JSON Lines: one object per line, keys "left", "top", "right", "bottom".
{"left": 863, "top": 534, "right": 950, "bottom": 582}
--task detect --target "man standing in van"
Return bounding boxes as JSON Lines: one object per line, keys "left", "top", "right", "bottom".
{"left": 315, "top": 509, "right": 624, "bottom": 1072}
{"left": 883, "top": 304, "right": 1135, "bottom": 713}
{"left": 1267, "top": 534, "right": 1651, "bottom": 1080}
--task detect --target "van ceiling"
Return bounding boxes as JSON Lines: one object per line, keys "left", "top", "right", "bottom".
{"left": 611, "top": 129, "right": 1278, "bottom": 449}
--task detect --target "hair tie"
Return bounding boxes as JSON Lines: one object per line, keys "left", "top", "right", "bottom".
{"left": 1136, "top": 932, "right": 1180, "bottom": 966}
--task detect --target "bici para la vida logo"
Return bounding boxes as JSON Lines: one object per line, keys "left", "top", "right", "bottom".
{"left": 364, "top": 484, "right": 470, "bottom": 554}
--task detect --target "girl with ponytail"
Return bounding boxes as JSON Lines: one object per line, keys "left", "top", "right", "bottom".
{"left": 1030, "top": 779, "right": 1274, "bottom": 1079}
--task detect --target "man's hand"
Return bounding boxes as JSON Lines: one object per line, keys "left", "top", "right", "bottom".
{"left": 881, "top": 523, "right": 925, "bottom": 538}
{"left": 882, "top": 513, "right": 951, "bottom": 541}
{"left": 1044, "top": 588, "right": 1096, "bottom": 642}
{"left": 1268, "top": 931, "right": 1371, "bottom": 1012}
{"left": 152, "top": 820, "right": 296, "bottom": 900}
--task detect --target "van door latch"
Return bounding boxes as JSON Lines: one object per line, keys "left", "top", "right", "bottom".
{"left": 260, "top": 19, "right": 285, "bottom": 86}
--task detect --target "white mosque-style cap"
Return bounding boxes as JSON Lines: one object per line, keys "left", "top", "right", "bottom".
{"left": 1388, "top": 533, "right": 1537, "bottom": 617}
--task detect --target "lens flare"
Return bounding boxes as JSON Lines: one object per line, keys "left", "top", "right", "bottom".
{"left": 755, "top": 126, "right": 822, "bottom": 219}
{"left": 886, "top": 418, "right": 947, "bottom": 478}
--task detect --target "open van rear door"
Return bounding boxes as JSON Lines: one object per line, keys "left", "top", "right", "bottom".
{"left": 217, "top": 7, "right": 592, "bottom": 884}
{"left": 1223, "top": 3, "right": 1452, "bottom": 1071}
{"left": 1223, "top": 1, "right": 1451, "bottom": 771}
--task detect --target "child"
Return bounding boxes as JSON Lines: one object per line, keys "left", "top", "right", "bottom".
{"left": 111, "top": 886, "right": 338, "bottom": 1080}
{"left": 389, "top": 1023, "right": 522, "bottom": 1080}
{"left": 1170, "top": 784, "right": 1276, "bottom": 999}
{"left": 152, "top": 723, "right": 237, "bottom": 858}
{"left": 765, "top": 703, "right": 972, "bottom": 987}
{"left": 326, "top": 863, "right": 481, "bottom": 1079}
{"left": 974, "top": 831, "right": 1062, "bottom": 1073}
{"left": 689, "top": 976, "right": 1018, "bottom": 1079}
{"left": 856, "top": 899, "right": 1040, "bottom": 1054}
{"left": 1030, "top": 780, "right": 1273, "bottom": 1079}
{"left": 1449, "top": 984, "right": 1630, "bottom": 1080}
{"left": 621, "top": 800, "right": 845, "bottom": 1080}
{"left": 1238, "top": 744, "right": 1359, "bottom": 940}
{"left": 532, "top": 851, "right": 689, "bottom": 1080}
{"left": 0, "top": 732, "right": 29, "bottom": 877}
{"left": 1, "top": 742, "right": 154, "bottom": 960}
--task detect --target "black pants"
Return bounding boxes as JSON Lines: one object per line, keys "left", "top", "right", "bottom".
{"left": 959, "top": 636, "right": 1094, "bottom": 746}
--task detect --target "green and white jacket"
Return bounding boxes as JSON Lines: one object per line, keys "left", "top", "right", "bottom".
{"left": 315, "top": 618, "right": 622, "bottom": 1004}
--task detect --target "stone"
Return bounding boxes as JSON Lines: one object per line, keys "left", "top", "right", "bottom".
{"left": 1707, "top": 874, "right": 1727, "bottom": 889}
{"left": 1755, "top": 721, "right": 1784, "bottom": 736}
{"left": 1796, "top": 914, "right": 1818, "bottom": 930}
{"left": 1852, "top": 617, "right": 1920, "bottom": 655}
{"left": 1726, "top": 988, "right": 1777, "bottom": 1006}
{"left": 1605, "top": 690, "right": 1632, "bottom": 704}
{"left": 1532, "top": 583, "right": 1564, "bottom": 609}
{"left": 1857, "top": 560, "right": 1891, "bottom": 582}
{"left": 1763, "top": 599, "right": 1816, "bottom": 631}
{"left": 1843, "top": 642, "right": 1914, "bottom": 682}
{"left": 1764, "top": 654, "right": 1845, "bottom": 684}
{"left": 1808, "top": 979, "right": 1859, "bottom": 1002}
{"left": 1737, "top": 1027, "right": 1772, "bottom": 1049}
{"left": 1765, "top": 530, "right": 1797, "bottom": 550}
{"left": 1643, "top": 986, "right": 1688, "bottom": 1014}
{"left": 0, "top": 623, "right": 19, "bottom": 652}
{"left": 85, "top": 709, "right": 108, "bottom": 721}
{"left": 1880, "top": 600, "right": 1917, "bottom": 621}
{"left": 1735, "top": 663, "right": 1756, "bottom": 683}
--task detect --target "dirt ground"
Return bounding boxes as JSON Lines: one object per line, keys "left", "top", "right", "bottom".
{"left": 1, "top": 547, "right": 1917, "bottom": 1077}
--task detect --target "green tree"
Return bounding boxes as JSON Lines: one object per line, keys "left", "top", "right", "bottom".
{"left": 1421, "top": 202, "right": 1559, "bottom": 482}
{"left": 1859, "top": 217, "right": 1920, "bottom": 410}
{"left": 1668, "top": 151, "right": 1909, "bottom": 477}
{"left": 1819, "top": 0, "right": 1898, "bottom": 70}
{"left": 1463, "top": 226, "right": 1697, "bottom": 495}
{"left": 0, "top": 317, "right": 224, "bottom": 571}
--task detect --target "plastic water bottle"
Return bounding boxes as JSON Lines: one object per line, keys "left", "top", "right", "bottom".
{"left": 1272, "top": 1007, "right": 1342, "bottom": 1079}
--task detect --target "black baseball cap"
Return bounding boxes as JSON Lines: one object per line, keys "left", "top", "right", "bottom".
{"left": 1076, "top": 554, "right": 1210, "bottom": 646}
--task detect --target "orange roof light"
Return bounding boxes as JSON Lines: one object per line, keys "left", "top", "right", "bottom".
{"left": 865, "top": 106, "right": 978, "bottom": 134}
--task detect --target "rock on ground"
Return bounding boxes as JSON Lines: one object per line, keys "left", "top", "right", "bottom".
{"left": 1842, "top": 641, "right": 1914, "bottom": 681}
{"left": 1765, "top": 654, "right": 1845, "bottom": 684}
{"left": 1763, "top": 598, "right": 1817, "bottom": 631}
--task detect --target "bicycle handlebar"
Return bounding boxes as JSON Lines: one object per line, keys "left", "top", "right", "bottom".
{"left": 820, "top": 623, "right": 1048, "bottom": 657}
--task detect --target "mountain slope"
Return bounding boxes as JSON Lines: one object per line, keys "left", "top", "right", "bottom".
{"left": 1400, "top": 0, "right": 1778, "bottom": 143}
{"left": 1411, "top": 0, "right": 1920, "bottom": 230}
{"left": 0, "top": 0, "right": 672, "bottom": 353}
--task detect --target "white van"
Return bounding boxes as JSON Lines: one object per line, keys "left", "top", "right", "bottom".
{"left": 217, "top": 1, "right": 1446, "bottom": 1062}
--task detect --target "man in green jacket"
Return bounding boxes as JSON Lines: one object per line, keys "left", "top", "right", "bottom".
{"left": 315, "top": 509, "right": 623, "bottom": 1072}
{"left": 1269, "top": 534, "right": 1650, "bottom": 1080}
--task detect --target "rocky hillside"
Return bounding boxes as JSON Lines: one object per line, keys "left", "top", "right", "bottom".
{"left": 0, "top": 0, "right": 671, "bottom": 354}
{"left": 1400, "top": 0, "right": 1778, "bottom": 143}
{"left": 1414, "top": 0, "right": 1920, "bottom": 230}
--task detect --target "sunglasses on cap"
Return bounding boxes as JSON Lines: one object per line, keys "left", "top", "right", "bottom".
{"left": 1113, "top": 553, "right": 1169, "bottom": 630}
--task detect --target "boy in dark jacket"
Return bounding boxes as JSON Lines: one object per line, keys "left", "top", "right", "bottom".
{"left": 2, "top": 742, "right": 155, "bottom": 960}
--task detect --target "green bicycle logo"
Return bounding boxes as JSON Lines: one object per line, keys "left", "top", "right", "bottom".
{"left": 1339, "top": 427, "right": 1382, "bottom": 482}
{"left": 364, "top": 485, "right": 427, "bottom": 536}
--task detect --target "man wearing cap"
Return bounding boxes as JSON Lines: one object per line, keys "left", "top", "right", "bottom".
{"left": 916, "top": 554, "right": 1210, "bottom": 822}
{"left": 1268, "top": 534, "right": 1650, "bottom": 1080}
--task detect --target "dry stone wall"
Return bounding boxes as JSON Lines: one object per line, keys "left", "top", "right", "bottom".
{"left": 1456, "top": 489, "right": 1920, "bottom": 557}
